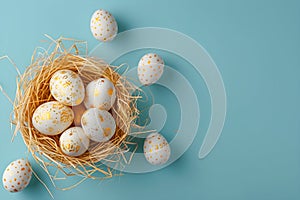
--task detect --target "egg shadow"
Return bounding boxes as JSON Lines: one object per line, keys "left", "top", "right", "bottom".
{"left": 114, "top": 14, "right": 132, "bottom": 33}
{"left": 21, "top": 166, "right": 53, "bottom": 198}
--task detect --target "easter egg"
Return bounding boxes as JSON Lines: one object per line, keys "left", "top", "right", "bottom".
{"left": 59, "top": 127, "right": 90, "bottom": 157}
{"left": 2, "top": 159, "right": 32, "bottom": 193}
{"left": 32, "top": 101, "right": 74, "bottom": 135}
{"left": 84, "top": 78, "right": 116, "bottom": 111}
{"left": 143, "top": 132, "right": 171, "bottom": 165}
{"left": 90, "top": 9, "right": 118, "bottom": 42}
{"left": 50, "top": 69, "right": 85, "bottom": 106}
{"left": 81, "top": 108, "right": 116, "bottom": 142}
{"left": 72, "top": 103, "right": 86, "bottom": 126}
{"left": 137, "top": 53, "right": 164, "bottom": 85}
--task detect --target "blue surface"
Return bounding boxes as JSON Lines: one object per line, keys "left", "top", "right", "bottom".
{"left": 0, "top": 0, "right": 300, "bottom": 199}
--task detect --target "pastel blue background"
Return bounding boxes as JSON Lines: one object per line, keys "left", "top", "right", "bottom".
{"left": 0, "top": 0, "right": 300, "bottom": 199}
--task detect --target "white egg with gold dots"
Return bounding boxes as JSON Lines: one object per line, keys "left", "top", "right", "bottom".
{"left": 90, "top": 9, "right": 118, "bottom": 42}
{"left": 50, "top": 69, "right": 85, "bottom": 106}
{"left": 84, "top": 78, "right": 116, "bottom": 111}
{"left": 137, "top": 53, "right": 164, "bottom": 85}
{"left": 2, "top": 159, "right": 32, "bottom": 193}
{"left": 60, "top": 127, "right": 90, "bottom": 157}
{"left": 32, "top": 101, "right": 74, "bottom": 135}
{"left": 81, "top": 108, "right": 116, "bottom": 142}
{"left": 144, "top": 132, "right": 171, "bottom": 165}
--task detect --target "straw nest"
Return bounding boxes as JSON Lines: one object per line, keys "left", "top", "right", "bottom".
{"left": 11, "top": 37, "right": 140, "bottom": 189}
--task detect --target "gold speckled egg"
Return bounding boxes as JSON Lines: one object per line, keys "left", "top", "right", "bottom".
{"left": 138, "top": 53, "right": 164, "bottom": 85}
{"left": 81, "top": 108, "right": 116, "bottom": 142}
{"left": 59, "top": 127, "right": 90, "bottom": 157}
{"left": 32, "top": 101, "right": 74, "bottom": 135}
{"left": 90, "top": 9, "right": 118, "bottom": 42}
{"left": 50, "top": 69, "right": 85, "bottom": 106}
{"left": 143, "top": 132, "right": 171, "bottom": 165}
{"left": 2, "top": 159, "right": 32, "bottom": 193}
{"left": 84, "top": 78, "right": 116, "bottom": 111}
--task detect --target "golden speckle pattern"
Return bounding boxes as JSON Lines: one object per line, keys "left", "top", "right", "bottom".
{"left": 107, "top": 88, "right": 113, "bottom": 96}
{"left": 103, "top": 127, "right": 111, "bottom": 137}
{"left": 32, "top": 101, "right": 74, "bottom": 135}
{"left": 84, "top": 78, "right": 116, "bottom": 111}
{"left": 60, "top": 127, "right": 89, "bottom": 157}
{"left": 90, "top": 9, "right": 118, "bottom": 42}
{"left": 2, "top": 159, "right": 32, "bottom": 193}
{"left": 143, "top": 132, "right": 171, "bottom": 165}
{"left": 50, "top": 69, "right": 85, "bottom": 106}
{"left": 138, "top": 53, "right": 164, "bottom": 85}
{"left": 81, "top": 108, "right": 116, "bottom": 142}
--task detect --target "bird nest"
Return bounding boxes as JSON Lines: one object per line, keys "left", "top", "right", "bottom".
{"left": 10, "top": 37, "right": 140, "bottom": 190}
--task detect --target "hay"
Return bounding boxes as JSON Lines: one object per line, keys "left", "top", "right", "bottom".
{"left": 10, "top": 37, "right": 140, "bottom": 190}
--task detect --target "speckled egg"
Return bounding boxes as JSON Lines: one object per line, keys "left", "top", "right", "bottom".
{"left": 81, "top": 108, "right": 116, "bottom": 142}
{"left": 137, "top": 53, "right": 164, "bottom": 85}
{"left": 143, "top": 132, "right": 171, "bottom": 165}
{"left": 50, "top": 69, "right": 85, "bottom": 106}
{"left": 32, "top": 101, "right": 74, "bottom": 135}
{"left": 90, "top": 9, "right": 118, "bottom": 42}
{"left": 60, "top": 127, "right": 90, "bottom": 157}
{"left": 2, "top": 159, "right": 32, "bottom": 193}
{"left": 84, "top": 78, "right": 116, "bottom": 111}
